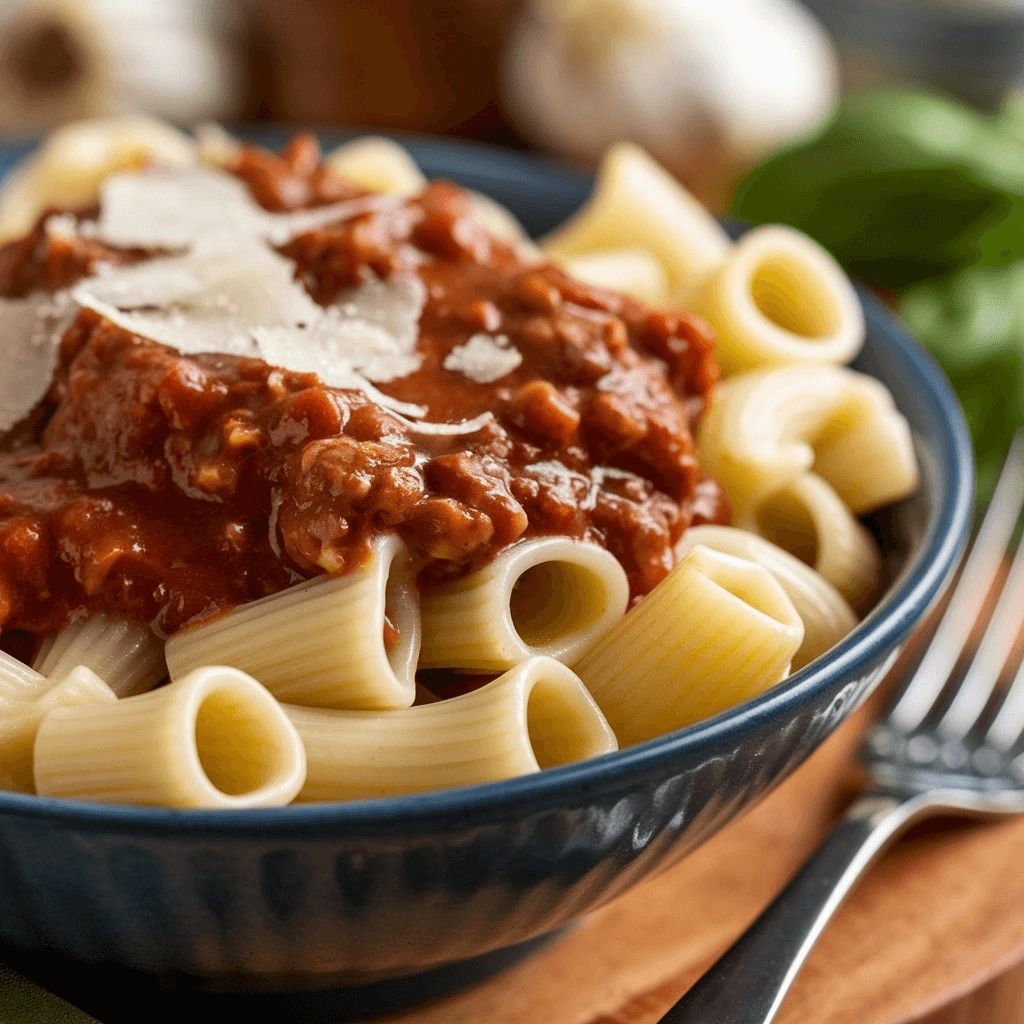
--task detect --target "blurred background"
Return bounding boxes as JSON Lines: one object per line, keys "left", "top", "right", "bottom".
{"left": 2, "top": 0, "right": 1024, "bottom": 498}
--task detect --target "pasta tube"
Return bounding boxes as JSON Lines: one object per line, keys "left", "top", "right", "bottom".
{"left": 0, "top": 114, "right": 196, "bottom": 241}
{"left": 0, "top": 666, "right": 116, "bottom": 793}
{"left": 34, "top": 666, "right": 306, "bottom": 809}
{"left": 325, "top": 138, "right": 538, "bottom": 255}
{"left": 0, "top": 651, "right": 52, "bottom": 703}
{"left": 576, "top": 546, "right": 804, "bottom": 746}
{"left": 676, "top": 525, "right": 858, "bottom": 670}
{"left": 419, "top": 538, "right": 630, "bottom": 672}
{"left": 165, "top": 534, "right": 420, "bottom": 709}
{"left": 286, "top": 656, "right": 617, "bottom": 802}
{"left": 562, "top": 248, "right": 670, "bottom": 305}
{"left": 697, "top": 365, "right": 919, "bottom": 522}
{"left": 34, "top": 615, "right": 166, "bottom": 697}
{"left": 326, "top": 136, "right": 428, "bottom": 196}
{"left": 752, "top": 474, "right": 882, "bottom": 615}
{"left": 686, "top": 225, "right": 864, "bottom": 376}
{"left": 541, "top": 142, "right": 732, "bottom": 299}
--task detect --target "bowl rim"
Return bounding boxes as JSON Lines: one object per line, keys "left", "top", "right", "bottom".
{"left": 0, "top": 134, "right": 974, "bottom": 834}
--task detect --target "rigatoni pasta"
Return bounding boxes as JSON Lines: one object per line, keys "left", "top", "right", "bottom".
{"left": 676, "top": 526, "right": 858, "bottom": 670}
{"left": 697, "top": 364, "right": 919, "bottom": 523}
{"left": 0, "top": 651, "right": 53, "bottom": 703}
{"left": 34, "top": 667, "right": 306, "bottom": 808}
{"left": 752, "top": 473, "right": 882, "bottom": 614}
{"left": 326, "top": 136, "right": 428, "bottom": 197}
{"left": 286, "top": 656, "right": 616, "bottom": 802}
{"left": 576, "top": 546, "right": 804, "bottom": 746}
{"left": 0, "top": 119, "right": 922, "bottom": 807}
{"left": 541, "top": 142, "right": 732, "bottom": 301}
{"left": 34, "top": 615, "right": 166, "bottom": 697}
{"left": 686, "top": 225, "right": 865, "bottom": 375}
{"left": 418, "top": 538, "right": 630, "bottom": 672}
{"left": 1, "top": 667, "right": 116, "bottom": 793}
{"left": 165, "top": 534, "right": 421, "bottom": 710}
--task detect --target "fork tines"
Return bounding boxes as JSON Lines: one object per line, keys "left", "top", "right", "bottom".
{"left": 885, "top": 430, "right": 1024, "bottom": 760}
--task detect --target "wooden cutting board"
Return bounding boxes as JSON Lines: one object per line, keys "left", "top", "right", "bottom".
{"left": 390, "top": 682, "right": 1024, "bottom": 1024}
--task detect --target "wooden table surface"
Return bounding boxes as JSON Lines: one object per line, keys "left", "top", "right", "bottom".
{"left": 391, "top": 687, "right": 1024, "bottom": 1024}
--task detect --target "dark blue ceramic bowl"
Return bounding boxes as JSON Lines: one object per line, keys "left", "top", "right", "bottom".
{"left": 0, "top": 132, "right": 973, "bottom": 1013}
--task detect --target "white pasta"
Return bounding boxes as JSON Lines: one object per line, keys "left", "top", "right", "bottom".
{"left": 419, "top": 538, "right": 630, "bottom": 672}
{"left": 697, "top": 364, "right": 919, "bottom": 523}
{"left": 165, "top": 534, "right": 420, "bottom": 709}
{"left": 686, "top": 225, "right": 865, "bottom": 375}
{"left": 752, "top": 473, "right": 882, "bottom": 614}
{"left": 0, "top": 650, "right": 52, "bottom": 703}
{"left": 34, "top": 666, "right": 306, "bottom": 808}
{"left": 676, "top": 525, "right": 858, "bottom": 670}
{"left": 326, "top": 136, "right": 428, "bottom": 196}
{"left": 576, "top": 546, "right": 804, "bottom": 746}
{"left": 541, "top": 142, "right": 732, "bottom": 300}
{"left": 286, "top": 656, "right": 617, "bottom": 802}
{"left": 561, "top": 248, "right": 670, "bottom": 305}
{"left": 0, "top": 114, "right": 196, "bottom": 242}
{"left": 33, "top": 615, "right": 165, "bottom": 697}
{"left": 0, "top": 666, "right": 116, "bottom": 793}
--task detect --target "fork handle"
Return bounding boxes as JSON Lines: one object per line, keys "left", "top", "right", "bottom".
{"left": 661, "top": 792, "right": 928, "bottom": 1024}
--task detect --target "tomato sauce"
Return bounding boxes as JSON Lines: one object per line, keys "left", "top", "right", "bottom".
{"left": 0, "top": 137, "right": 728, "bottom": 640}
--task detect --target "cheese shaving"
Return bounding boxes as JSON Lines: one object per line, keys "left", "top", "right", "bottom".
{"left": 253, "top": 275, "right": 425, "bottom": 385}
{"left": 72, "top": 239, "right": 428, "bottom": 415}
{"left": 442, "top": 333, "right": 523, "bottom": 384}
{"left": 0, "top": 292, "right": 77, "bottom": 432}
{"left": 84, "top": 167, "right": 392, "bottom": 250}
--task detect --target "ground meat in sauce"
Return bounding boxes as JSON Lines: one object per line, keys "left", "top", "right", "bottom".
{"left": 0, "top": 136, "right": 729, "bottom": 641}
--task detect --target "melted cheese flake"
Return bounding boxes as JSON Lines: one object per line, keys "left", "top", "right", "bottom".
{"left": 442, "top": 333, "right": 523, "bottom": 384}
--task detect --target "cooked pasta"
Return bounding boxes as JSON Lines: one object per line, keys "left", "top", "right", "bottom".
{"left": 33, "top": 615, "right": 165, "bottom": 697}
{"left": 286, "top": 656, "right": 616, "bottom": 802}
{"left": 165, "top": 534, "right": 420, "bottom": 710}
{"left": 576, "top": 546, "right": 804, "bottom": 746}
{"left": 0, "top": 651, "right": 52, "bottom": 703}
{"left": 561, "top": 248, "right": 671, "bottom": 305}
{"left": 326, "top": 136, "right": 427, "bottom": 197}
{"left": 34, "top": 666, "right": 306, "bottom": 808}
{"left": 0, "top": 666, "right": 116, "bottom": 793}
{"left": 697, "top": 364, "right": 919, "bottom": 523}
{"left": 676, "top": 525, "right": 858, "bottom": 670}
{"left": 752, "top": 473, "right": 882, "bottom": 614}
{"left": 686, "top": 225, "right": 865, "bottom": 375}
{"left": 419, "top": 538, "right": 630, "bottom": 672}
{"left": 541, "top": 142, "right": 732, "bottom": 300}
{"left": 0, "top": 119, "right": 924, "bottom": 807}
{"left": 0, "top": 114, "right": 195, "bottom": 242}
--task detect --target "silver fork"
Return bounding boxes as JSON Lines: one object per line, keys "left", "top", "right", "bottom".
{"left": 661, "top": 430, "right": 1024, "bottom": 1024}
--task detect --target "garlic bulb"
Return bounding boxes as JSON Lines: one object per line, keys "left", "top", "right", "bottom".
{"left": 503, "top": 0, "right": 838, "bottom": 197}
{"left": 0, "top": 0, "right": 240, "bottom": 136}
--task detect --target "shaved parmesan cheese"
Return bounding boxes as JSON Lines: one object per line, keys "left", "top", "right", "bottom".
{"left": 0, "top": 292, "right": 76, "bottom": 431}
{"left": 443, "top": 333, "right": 522, "bottom": 384}
{"left": 72, "top": 239, "right": 428, "bottom": 414}
{"left": 81, "top": 242, "right": 322, "bottom": 325}
{"left": 86, "top": 167, "right": 390, "bottom": 249}
{"left": 254, "top": 275, "right": 426, "bottom": 384}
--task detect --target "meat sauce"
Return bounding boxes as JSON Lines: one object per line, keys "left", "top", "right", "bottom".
{"left": 0, "top": 137, "right": 728, "bottom": 640}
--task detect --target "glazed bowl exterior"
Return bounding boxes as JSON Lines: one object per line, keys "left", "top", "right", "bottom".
{"left": 0, "top": 132, "right": 974, "bottom": 991}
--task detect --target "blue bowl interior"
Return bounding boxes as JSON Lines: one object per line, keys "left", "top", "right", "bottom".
{"left": 0, "top": 130, "right": 974, "bottom": 833}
